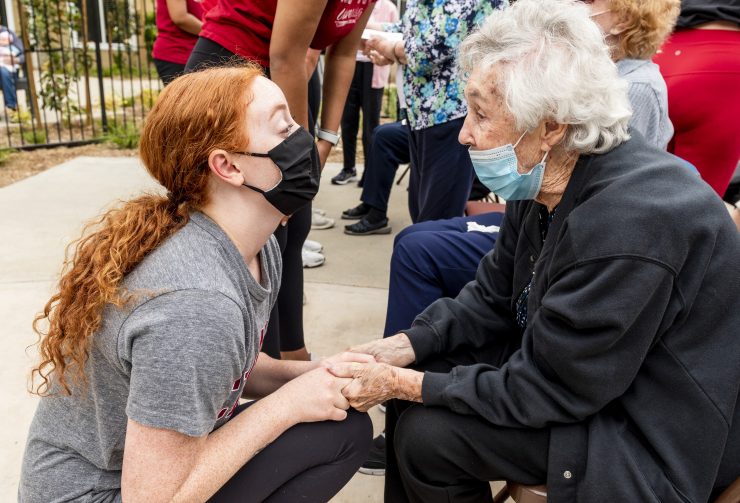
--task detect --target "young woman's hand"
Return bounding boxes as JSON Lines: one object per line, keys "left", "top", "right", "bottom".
{"left": 348, "top": 333, "right": 416, "bottom": 368}
{"left": 320, "top": 351, "right": 376, "bottom": 368}
{"left": 274, "top": 367, "right": 352, "bottom": 423}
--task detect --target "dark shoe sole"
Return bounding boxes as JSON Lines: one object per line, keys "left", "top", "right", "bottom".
{"left": 344, "top": 225, "right": 392, "bottom": 236}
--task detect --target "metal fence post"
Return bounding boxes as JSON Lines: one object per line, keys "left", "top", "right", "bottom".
{"left": 91, "top": 0, "right": 107, "bottom": 133}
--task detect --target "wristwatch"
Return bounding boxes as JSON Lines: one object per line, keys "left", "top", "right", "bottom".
{"left": 317, "top": 128, "right": 340, "bottom": 146}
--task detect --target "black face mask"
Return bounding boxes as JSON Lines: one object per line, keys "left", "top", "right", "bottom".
{"left": 237, "top": 126, "right": 320, "bottom": 216}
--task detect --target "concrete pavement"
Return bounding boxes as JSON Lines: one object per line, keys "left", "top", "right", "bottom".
{"left": 0, "top": 156, "right": 413, "bottom": 501}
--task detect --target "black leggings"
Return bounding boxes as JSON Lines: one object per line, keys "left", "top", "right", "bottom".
{"left": 185, "top": 37, "right": 315, "bottom": 356}
{"left": 153, "top": 58, "right": 186, "bottom": 86}
{"left": 209, "top": 403, "right": 372, "bottom": 502}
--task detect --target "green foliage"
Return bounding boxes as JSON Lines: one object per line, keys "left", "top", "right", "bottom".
{"left": 105, "top": 122, "right": 140, "bottom": 149}
{"left": 143, "top": 10, "right": 157, "bottom": 64}
{"left": 383, "top": 85, "right": 398, "bottom": 121}
{"left": 22, "top": 0, "right": 89, "bottom": 115}
{"left": 0, "top": 148, "right": 16, "bottom": 164}
{"left": 140, "top": 88, "right": 160, "bottom": 111}
{"left": 22, "top": 129, "right": 47, "bottom": 145}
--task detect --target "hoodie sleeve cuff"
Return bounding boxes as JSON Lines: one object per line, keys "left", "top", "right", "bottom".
{"left": 402, "top": 322, "right": 440, "bottom": 364}
{"left": 421, "top": 371, "right": 454, "bottom": 407}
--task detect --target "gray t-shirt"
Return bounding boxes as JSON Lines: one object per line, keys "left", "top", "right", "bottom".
{"left": 19, "top": 212, "right": 281, "bottom": 503}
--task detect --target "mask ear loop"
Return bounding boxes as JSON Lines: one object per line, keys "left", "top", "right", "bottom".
{"left": 513, "top": 131, "right": 528, "bottom": 148}
{"left": 514, "top": 130, "right": 550, "bottom": 172}
{"left": 233, "top": 152, "right": 284, "bottom": 193}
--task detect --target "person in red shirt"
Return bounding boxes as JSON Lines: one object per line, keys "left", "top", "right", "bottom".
{"left": 152, "top": 0, "right": 215, "bottom": 85}
{"left": 186, "top": 0, "right": 375, "bottom": 362}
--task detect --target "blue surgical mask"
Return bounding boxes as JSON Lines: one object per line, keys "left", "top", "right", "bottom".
{"left": 468, "top": 131, "right": 548, "bottom": 201}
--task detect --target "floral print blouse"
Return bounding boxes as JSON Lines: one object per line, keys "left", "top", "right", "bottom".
{"left": 385, "top": 0, "right": 507, "bottom": 130}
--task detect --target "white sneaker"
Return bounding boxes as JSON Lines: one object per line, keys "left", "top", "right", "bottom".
{"left": 302, "top": 239, "right": 323, "bottom": 253}
{"left": 313, "top": 208, "right": 327, "bottom": 216}
{"left": 302, "top": 249, "right": 325, "bottom": 268}
{"left": 311, "top": 212, "right": 335, "bottom": 230}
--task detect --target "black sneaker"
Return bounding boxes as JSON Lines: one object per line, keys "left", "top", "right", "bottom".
{"left": 341, "top": 203, "right": 370, "bottom": 220}
{"left": 359, "top": 433, "right": 386, "bottom": 475}
{"left": 331, "top": 169, "right": 358, "bottom": 185}
{"left": 344, "top": 217, "right": 392, "bottom": 235}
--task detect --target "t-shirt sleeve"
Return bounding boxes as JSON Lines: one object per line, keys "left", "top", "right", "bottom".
{"left": 121, "top": 289, "right": 246, "bottom": 437}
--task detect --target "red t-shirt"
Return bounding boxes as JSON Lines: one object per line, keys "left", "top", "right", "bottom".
{"left": 152, "top": 0, "right": 216, "bottom": 65}
{"left": 200, "top": 0, "right": 374, "bottom": 68}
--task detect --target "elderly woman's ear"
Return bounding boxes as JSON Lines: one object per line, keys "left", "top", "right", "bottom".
{"left": 540, "top": 120, "right": 569, "bottom": 152}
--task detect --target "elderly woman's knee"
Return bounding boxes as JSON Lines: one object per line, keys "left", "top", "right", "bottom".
{"left": 394, "top": 405, "right": 450, "bottom": 463}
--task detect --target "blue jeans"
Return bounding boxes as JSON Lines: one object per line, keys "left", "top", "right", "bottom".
{"left": 384, "top": 212, "right": 504, "bottom": 336}
{"left": 0, "top": 66, "right": 17, "bottom": 110}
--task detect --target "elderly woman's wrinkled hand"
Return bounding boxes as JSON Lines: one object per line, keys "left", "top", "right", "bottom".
{"left": 347, "top": 333, "right": 416, "bottom": 368}
{"left": 326, "top": 362, "right": 399, "bottom": 412}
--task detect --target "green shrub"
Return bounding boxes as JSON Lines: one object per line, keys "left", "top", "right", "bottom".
{"left": 0, "top": 148, "right": 16, "bottom": 164}
{"left": 106, "top": 122, "right": 140, "bottom": 149}
{"left": 22, "top": 130, "right": 47, "bottom": 145}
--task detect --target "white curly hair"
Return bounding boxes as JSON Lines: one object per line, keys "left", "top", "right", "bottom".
{"left": 458, "top": 0, "right": 632, "bottom": 154}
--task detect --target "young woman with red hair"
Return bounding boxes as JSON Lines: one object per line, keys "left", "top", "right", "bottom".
{"left": 19, "top": 65, "right": 371, "bottom": 503}
{"left": 185, "top": 0, "right": 377, "bottom": 363}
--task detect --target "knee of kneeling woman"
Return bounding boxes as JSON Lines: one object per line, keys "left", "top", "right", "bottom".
{"left": 336, "top": 409, "right": 373, "bottom": 464}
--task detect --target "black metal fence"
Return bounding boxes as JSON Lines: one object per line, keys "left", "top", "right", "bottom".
{"left": 0, "top": 0, "right": 161, "bottom": 149}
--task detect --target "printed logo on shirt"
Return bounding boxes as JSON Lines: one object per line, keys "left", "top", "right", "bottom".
{"left": 335, "top": 7, "right": 364, "bottom": 27}
{"left": 215, "top": 322, "right": 269, "bottom": 422}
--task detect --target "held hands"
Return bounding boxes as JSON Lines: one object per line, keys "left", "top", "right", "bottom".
{"left": 277, "top": 367, "right": 352, "bottom": 423}
{"left": 363, "top": 36, "right": 397, "bottom": 66}
{"left": 346, "top": 333, "right": 416, "bottom": 368}
{"left": 327, "top": 362, "right": 399, "bottom": 412}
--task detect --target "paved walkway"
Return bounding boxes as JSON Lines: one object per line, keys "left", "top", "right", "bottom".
{"left": 0, "top": 157, "right": 414, "bottom": 501}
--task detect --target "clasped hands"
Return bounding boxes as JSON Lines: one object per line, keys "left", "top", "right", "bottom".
{"left": 320, "top": 333, "right": 419, "bottom": 412}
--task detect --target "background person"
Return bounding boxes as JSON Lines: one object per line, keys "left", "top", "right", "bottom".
{"left": 152, "top": 0, "right": 214, "bottom": 85}
{"left": 19, "top": 66, "right": 372, "bottom": 503}
{"left": 333, "top": 0, "right": 399, "bottom": 186}
{"left": 364, "top": 0, "right": 507, "bottom": 226}
{"left": 0, "top": 26, "right": 22, "bottom": 115}
{"left": 653, "top": 0, "right": 740, "bottom": 197}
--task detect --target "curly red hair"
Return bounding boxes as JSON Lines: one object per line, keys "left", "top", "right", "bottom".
{"left": 31, "top": 64, "right": 264, "bottom": 395}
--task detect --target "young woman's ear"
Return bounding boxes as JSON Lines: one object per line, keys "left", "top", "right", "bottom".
{"left": 208, "top": 150, "right": 245, "bottom": 187}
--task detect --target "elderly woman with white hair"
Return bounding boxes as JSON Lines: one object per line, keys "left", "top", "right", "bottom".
{"left": 326, "top": 0, "right": 740, "bottom": 501}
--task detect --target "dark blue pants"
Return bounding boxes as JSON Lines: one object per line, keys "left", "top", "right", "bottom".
{"left": 408, "top": 117, "right": 473, "bottom": 222}
{"left": 361, "top": 120, "right": 411, "bottom": 213}
{"left": 341, "top": 61, "right": 383, "bottom": 172}
{"left": 0, "top": 66, "right": 17, "bottom": 110}
{"left": 384, "top": 212, "right": 504, "bottom": 337}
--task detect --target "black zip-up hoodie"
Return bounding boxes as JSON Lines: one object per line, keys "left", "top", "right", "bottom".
{"left": 404, "top": 132, "right": 740, "bottom": 502}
